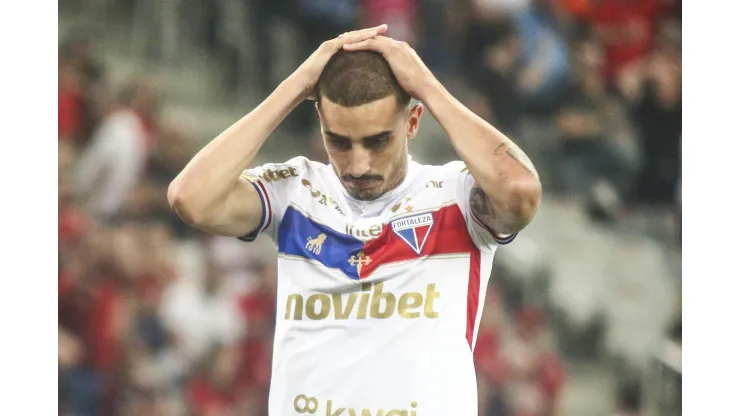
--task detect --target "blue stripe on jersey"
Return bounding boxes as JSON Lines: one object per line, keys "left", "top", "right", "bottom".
{"left": 470, "top": 209, "right": 517, "bottom": 245}
{"left": 493, "top": 232, "right": 517, "bottom": 245}
{"left": 278, "top": 206, "right": 366, "bottom": 279}
{"left": 238, "top": 181, "right": 267, "bottom": 242}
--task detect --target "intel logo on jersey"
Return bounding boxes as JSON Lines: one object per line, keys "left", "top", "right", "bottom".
{"left": 391, "top": 213, "right": 434, "bottom": 255}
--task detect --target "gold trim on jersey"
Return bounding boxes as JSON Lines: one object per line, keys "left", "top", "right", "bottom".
{"left": 387, "top": 199, "right": 458, "bottom": 222}
{"left": 277, "top": 252, "right": 473, "bottom": 281}
{"left": 288, "top": 198, "right": 459, "bottom": 230}
{"left": 287, "top": 203, "right": 339, "bottom": 230}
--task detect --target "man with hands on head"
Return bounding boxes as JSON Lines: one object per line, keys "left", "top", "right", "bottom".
{"left": 169, "top": 24, "right": 541, "bottom": 416}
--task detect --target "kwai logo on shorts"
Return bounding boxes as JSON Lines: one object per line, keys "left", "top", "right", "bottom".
{"left": 293, "top": 393, "right": 419, "bottom": 416}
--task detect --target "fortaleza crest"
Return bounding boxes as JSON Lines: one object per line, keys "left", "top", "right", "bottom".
{"left": 391, "top": 213, "right": 434, "bottom": 255}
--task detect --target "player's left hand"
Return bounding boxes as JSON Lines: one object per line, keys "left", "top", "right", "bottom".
{"left": 342, "top": 35, "right": 439, "bottom": 101}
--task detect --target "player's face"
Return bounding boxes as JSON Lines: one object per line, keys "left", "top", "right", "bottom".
{"left": 317, "top": 95, "right": 423, "bottom": 201}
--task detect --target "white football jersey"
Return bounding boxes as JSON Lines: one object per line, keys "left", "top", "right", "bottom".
{"left": 240, "top": 156, "right": 515, "bottom": 416}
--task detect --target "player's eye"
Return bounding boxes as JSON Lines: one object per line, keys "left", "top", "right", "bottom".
{"left": 364, "top": 137, "right": 389, "bottom": 150}
{"left": 328, "top": 138, "right": 351, "bottom": 151}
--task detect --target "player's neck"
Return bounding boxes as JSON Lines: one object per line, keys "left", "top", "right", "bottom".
{"left": 384, "top": 161, "right": 408, "bottom": 196}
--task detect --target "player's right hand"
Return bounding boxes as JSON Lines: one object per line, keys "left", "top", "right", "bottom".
{"left": 291, "top": 24, "right": 388, "bottom": 101}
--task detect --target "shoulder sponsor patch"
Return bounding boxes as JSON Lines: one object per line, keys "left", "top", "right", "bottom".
{"left": 259, "top": 166, "right": 299, "bottom": 182}
{"left": 241, "top": 166, "right": 299, "bottom": 183}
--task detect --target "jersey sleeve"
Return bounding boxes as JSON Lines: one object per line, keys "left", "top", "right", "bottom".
{"left": 237, "top": 156, "right": 307, "bottom": 243}
{"left": 445, "top": 161, "right": 517, "bottom": 253}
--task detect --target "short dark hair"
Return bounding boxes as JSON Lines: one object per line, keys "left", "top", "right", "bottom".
{"left": 316, "top": 50, "right": 411, "bottom": 110}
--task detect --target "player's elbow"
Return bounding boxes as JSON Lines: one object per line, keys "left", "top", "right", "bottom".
{"left": 504, "top": 177, "right": 541, "bottom": 228}
{"left": 167, "top": 179, "right": 206, "bottom": 226}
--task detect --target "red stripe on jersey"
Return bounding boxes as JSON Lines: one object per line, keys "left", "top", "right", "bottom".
{"left": 351, "top": 204, "right": 484, "bottom": 349}
{"left": 256, "top": 181, "right": 272, "bottom": 232}
{"left": 466, "top": 250, "right": 481, "bottom": 349}
{"left": 359, "top": 205, "right": 477, "bottom": 278}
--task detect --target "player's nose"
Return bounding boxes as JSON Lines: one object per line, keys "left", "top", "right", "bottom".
{"left": 345, "top": 148, "right": 372, "bottom": 177}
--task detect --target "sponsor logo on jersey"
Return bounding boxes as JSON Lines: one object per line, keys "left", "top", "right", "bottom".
{"left": 345, "top": 223, "right": 383, "bottom": 240}
{"left": 293, "top": 394, "right": 418, "bottom": 416}
{"left": 305, "top": 233, "right": 327, "bottom": 255}
{"left": 262, "top": 167, "right": 299, "bottom": 182}
{"left": 391, "top": 213, "right": 434, "bottom": 255}
{"left": 426, "top": 180, "right": 443, "bottom": 188}
{"left": 391, "top": 196, "right": 412, "bottom": 213}
{"left": 302, "top": 179, "right": 345, "bottom": 215}
{"left": 242, "top": 167, "right": 298, "bottom": 183}
{"left": 284, "top": 281, "right": 440, "bottom": 321}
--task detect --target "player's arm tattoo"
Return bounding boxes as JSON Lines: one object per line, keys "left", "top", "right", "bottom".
{"left": 469, "top": 183, "right": 528, "bottom": 236}
{"left": 470, "top": 185, "right": 497, "bottom": 226}
{"left": 493, "top": 141, "right": 539, "bottom": 178}
{"left": 468, "top": 140, "right": 539, "bottom": 235}
{"left": 470, "top": 183, "right": 522, "bottom": 235}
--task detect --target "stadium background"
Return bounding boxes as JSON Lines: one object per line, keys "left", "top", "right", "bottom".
{"left": 58, "top": 0, "right": 681, "bottom": 414}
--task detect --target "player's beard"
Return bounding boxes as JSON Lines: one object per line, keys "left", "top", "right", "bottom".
{"left": 345, "top": 178, "right": 385, "bottom": 201}
{"left": 336, "top": 155, "right": 407, "bottom": 201}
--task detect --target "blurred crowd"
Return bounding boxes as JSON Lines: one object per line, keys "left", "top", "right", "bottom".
{"left": 59, "top": 0, "right": 681, "bottom": 415}
{"left": 247, "top": 0, "right": 682, "bottom": 220}
{"left": 59, "top": 31, "right": 277, "bottom": 414}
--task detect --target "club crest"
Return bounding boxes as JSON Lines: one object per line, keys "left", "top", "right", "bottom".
{"left": 391, "top": 213, "right": 434, "bottom": 255}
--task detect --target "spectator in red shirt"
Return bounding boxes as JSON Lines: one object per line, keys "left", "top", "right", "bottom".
{"left": 499, "top": 307, "right": 565, "bottom": 416}
{"left": 361, "top": 0, "right": 418, "bottom": 46}
{"left": 59, "top": 58, "right": 82, "bottom": 141}
{"left": 569, "top": 0, "right": 671, "bottom": 83}
{"left": 75, "top": 78, "right": 160, "bottom": 220}
{"left": 474, "top": 288, "right": 512, "bottom": 415}
{"left": 187, "top": 344, "right": 244, "bottom": 416}
{"left": 60, "top": 32, "right": 107, "bottom": 146}
{"left": 58, "top": 226, "right": 127, "bottom": 373}
{"left": 234, "top": 259, "right": 277, "bottom": 413}
{"left": 59, "top": 142, "right": 89, "bottom": 255}
{"left": 238, "top": 259, "right": 277, "bottom": 339}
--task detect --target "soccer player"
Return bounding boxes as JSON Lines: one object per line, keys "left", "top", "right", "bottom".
{"left": 169, "top": 25, "right": 541, "bottom": 416}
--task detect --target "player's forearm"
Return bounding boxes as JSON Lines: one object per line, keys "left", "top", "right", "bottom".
{"left": 168, "top": 76, "right": 304, "bottom": 216}
{"left": 420, "top": 83, "right": 541, "bottom": 233}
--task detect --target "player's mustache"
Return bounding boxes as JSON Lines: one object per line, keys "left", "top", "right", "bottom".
{"left": 343, "top": 174, "right": 383, "bottom": 182}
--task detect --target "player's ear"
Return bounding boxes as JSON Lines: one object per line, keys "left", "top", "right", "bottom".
{"left": 315, "top": 100, "right": 324, "bottom": 124}
{"left": 406, "top": 103, "right": 424, "bottom": 141}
